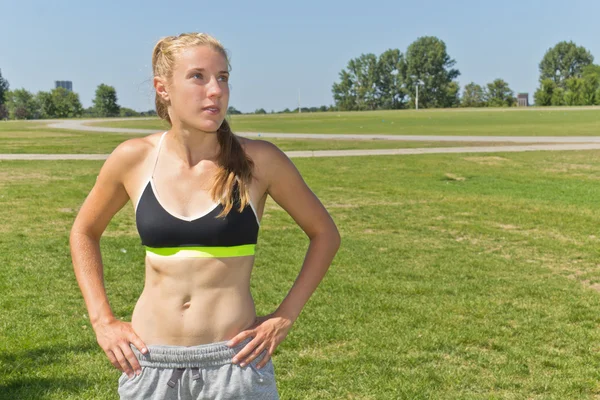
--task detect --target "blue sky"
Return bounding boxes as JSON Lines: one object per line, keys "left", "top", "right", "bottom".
{"left": 1, "top": 0, "right": 599, "bottom": 113}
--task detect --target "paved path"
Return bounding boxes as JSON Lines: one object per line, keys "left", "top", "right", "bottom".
{"left": 47, "top": 118, "right": 600, "bottom": 143}
{"left": 4, "top": 143, "right": 600, "bottom": 160}
{"left": 0, "top": 117, "right": 594, "bottom": 160}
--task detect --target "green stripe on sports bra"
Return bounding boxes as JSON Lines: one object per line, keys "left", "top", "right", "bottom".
{"left": 145, "top": 244, "right": 256, "bottom": 258}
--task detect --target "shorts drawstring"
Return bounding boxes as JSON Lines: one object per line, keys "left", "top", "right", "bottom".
{"left": 166, "top": 367, "right": 203, "bottom": 388}
{"left": 167, "top": 368, "right": 185, "bottom": 388}
{"left": 167, "top": 367, "right": 202, "bottom": 388}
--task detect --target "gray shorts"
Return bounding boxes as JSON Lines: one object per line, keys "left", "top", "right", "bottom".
{"left": 118, "top": 337, "right": 279, "bottom": 399}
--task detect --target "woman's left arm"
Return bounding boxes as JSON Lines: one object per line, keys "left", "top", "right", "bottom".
{"left": 227, "top": 141, "right": 341, "bottom": 369}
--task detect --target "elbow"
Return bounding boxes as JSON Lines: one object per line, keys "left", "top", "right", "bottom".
{"left": 69, "top": 227, "right": 82, "bottom": 258}
{"left": 331, "top": 225, "right": 341, "bottom": 251}
{"left": 69, "top": 223, "right": 99, "bottom": 249}
{"left": 312, "top": 223, "right": 341, "bottom": 251}
{"left": 69, "top": 225, "right": 83, "bottom": 248}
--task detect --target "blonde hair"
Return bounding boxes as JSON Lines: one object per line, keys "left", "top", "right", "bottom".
{"left": 152, "top": 33, "right": 254, "bottom": 218}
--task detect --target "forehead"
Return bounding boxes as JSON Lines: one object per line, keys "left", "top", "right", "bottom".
{"left": 173, "top": 45, "right": 228, "bottom": 73}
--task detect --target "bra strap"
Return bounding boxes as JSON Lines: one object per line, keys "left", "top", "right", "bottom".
{"left": 152, "top": 131, "right": 168, "bottom": 179}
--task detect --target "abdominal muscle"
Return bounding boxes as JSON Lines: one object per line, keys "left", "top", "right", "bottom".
{"left": 131, "top": 254, "right": 257, "bottom": 346}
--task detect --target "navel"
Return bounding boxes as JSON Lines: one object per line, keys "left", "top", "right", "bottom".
{"left": 182, "top": 295, "right": 192, "bottom": 310}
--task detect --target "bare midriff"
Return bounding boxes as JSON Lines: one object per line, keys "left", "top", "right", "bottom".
{"left": 131, "top": 254, "right": 257, "bottom": 346}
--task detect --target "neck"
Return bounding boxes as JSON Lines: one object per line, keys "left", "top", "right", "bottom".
{"left": 168, "top": 121, "right": 221, "bottom": 167}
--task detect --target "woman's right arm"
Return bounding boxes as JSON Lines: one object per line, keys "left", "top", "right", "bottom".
{"left": 69, "top": 139, "right": 148, "bottom": 378}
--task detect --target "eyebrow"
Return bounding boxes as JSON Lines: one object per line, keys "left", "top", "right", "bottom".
{"left": 188, "top": 68, "right": 229, "bottom": 75}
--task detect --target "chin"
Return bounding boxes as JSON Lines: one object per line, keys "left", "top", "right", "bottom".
{"left": 184, "top": 118, "right": 223, "bottom": 133}
{"left": 199, "top": 123, "right": 222, "bottom": 133}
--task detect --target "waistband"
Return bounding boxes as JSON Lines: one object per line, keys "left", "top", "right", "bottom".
{"left": 130, "top": 337, "right": 255, "bottom": 368}
{"left": 145, "top": 245, "right": 256, "bottom": 258}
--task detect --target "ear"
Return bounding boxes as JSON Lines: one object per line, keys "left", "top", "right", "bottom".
{"left": 153, "top": 76, "right": 170, "bottom": 101}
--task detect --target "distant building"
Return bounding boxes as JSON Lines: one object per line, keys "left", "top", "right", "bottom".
{"left": 55, "top": 81, "right": 73, "bottom": 91}
{"left": 517, "top": 93, "right": 529, "bottom": 107}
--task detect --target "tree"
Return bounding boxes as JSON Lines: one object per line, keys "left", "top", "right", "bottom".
{"left": 5, "top": 89, "right": 39, "bottom": 119}
{"left": 332, "top": 49, "right": 408, "bottom": 111}
{"left": 446, "top": 82, "right": 461, "bottom": 108}
{"left": 581, "top": 65, "right": 600, "bottom": 105}
{"left": 227, "top": 106, "right": 242, "bottom": 115}
{"left": 119, "top": 107, "right": 140, "bottom": 117}
{"left": 82, "top": 107, "right": 96, "bottom": 117}
{"left": 563, "top": 77, "right": 585, "bottom": 106}
{"left": 461, "top": 83, "right": 487, "bottom": 107}
{"left": 0, "top": 69, "right": 9, "bottom": 105}
{"left": 36, "top": 88, "right": 83, "bottom": 118}
{"left": 254, "top": 108, "right": 266, "bottom": 114}
{"left": 376, "top": 49, "right": 407, "bottom": 109}
{"left": 331, "top": 53, "right": 380, "bottom": 110}
{"left": 551, "top": 87, "right": 566, "bottom": 106}
{"left": 534, "top": 79, "right": 555, "bottom": 106}
{"left": 539, "top": 41, "right": 594, "bottom": 88}
{"left": 332, "top": 53, "right": 379, "bottom": 111}
{"left": 93, "top": 84, "right": 120, "bottom": 117}
{"left": 348, "top": 53, "right": 379, "bottom": 110}
{"left": 140, "top": 109, "right": 157, "bottom": 117}
{"left": 485, "top": 79, "right": 516, "bottom": 107}
{"left": 0, "top": 69, "right": 9, "bottom": 119}
{"left": 404, "top": 36, "right": 460, "bottom": 108}
{"left": 36, "top": 91, "right": 56, "bottom": 118}
{"left": 332, "top": 69, "right": 358, "bottom": 111}
{"left": 53, "top": 88, "right": 83, "bottom": 118}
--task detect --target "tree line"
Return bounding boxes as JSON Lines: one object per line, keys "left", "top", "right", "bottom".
{"left": 2, "top": 39, "right": 599, "bottom": 119}
{"left": 533, "top": 42, "right": 599, "bottom": 106}
{"left": 332, "top": 38, "right": 600, "bottom": 110}
{"left": 0, "top": 76, "right": 156, "bottom": 120}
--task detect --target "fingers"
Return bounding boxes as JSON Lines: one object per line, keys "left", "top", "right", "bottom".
{"left": 231, "top": 335, "right": 260, "bottom": 364}
{"left": 96, "top": 321, "right": 145, "bottom": 377}
{"left": 256, "top": 344, "right": 275, "bottom": 369}
{"left": 130, "top": 334, "right": 148, "bottom": 355}
{"left": 120, "top": 341, "right": 142, "bottom": 375}
{"left": 239, "top": 341, "right": 268, "bottom": 368}
{"left": 113, "top": 346, "right": 136, "bottom": 378}
{"left": 106, "top": 350, "right": 122, "bottom": 371}
{"left": 226, "top": 328, "right": 255, "bottom": 348}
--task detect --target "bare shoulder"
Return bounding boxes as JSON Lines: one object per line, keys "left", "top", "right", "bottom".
{"left": 100, "top": 133, "right": 161, "bottom": 181}
{"left": 236, "top": 136, "right": 334, "bottom": 239}
{"left": 72, "top": 132, "right": 163, "bottom": 239}
{"left": 108, "top": 134, "right": 156, "bottom": 168}
{"left": 237, "top": 135, "right": 280, "bottom": 159}
{"left": 237, "top": 136, "right": 291, "bottom": 184}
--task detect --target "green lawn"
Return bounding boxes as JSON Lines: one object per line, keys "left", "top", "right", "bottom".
{"left": 0, "top": 121, "right": 549, "bottom": 154}
{"left": 3, "top": 150, "right": 600, "bottom": 398}
{"left": 86, "top": 108, "right": 600, "bottom": 136}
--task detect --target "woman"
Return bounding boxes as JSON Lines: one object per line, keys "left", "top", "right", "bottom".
{"left": 70, "top": 33, "right": 341, "bottom": 399}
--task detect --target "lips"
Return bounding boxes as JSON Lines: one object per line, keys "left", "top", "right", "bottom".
{"left": 202, "top": 106, "right": 220, "bottom": 113}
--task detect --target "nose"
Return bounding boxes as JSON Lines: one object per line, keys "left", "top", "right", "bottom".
{"left": 206, "top": 76, "right": 223, "bottom": 98}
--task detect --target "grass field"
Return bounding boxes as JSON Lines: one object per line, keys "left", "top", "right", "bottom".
{"left": 3, "top": 148, "right": 600, "bottom": 398}
{"left": 86, "top": 108, "right": 600, "bottom": 136}
{"left": 0, "top": 121, "right": 556, "bottom": 154}
{"left": 2, "top": 110, "right": 600, "bottom": 398}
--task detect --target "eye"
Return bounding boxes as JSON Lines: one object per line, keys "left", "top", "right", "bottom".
{"left": 192, "top": 73, "right": 203, "bottom": 79}
{"left": 218, "top": 75, "right": 229, "bottom": 82}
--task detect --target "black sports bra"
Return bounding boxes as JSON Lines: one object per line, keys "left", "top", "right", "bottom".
{"left": 135, "top": 131, "right": 260, "bottom": 258}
